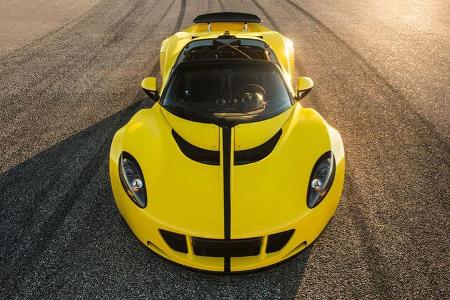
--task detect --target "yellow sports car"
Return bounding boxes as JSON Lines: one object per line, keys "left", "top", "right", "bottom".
{"left": 109, "top": 12, "right": 345, "bottom": 272}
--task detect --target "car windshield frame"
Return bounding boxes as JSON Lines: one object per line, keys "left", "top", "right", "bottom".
{"left": 160, "top": 59, "right": 294, "bottom": 125}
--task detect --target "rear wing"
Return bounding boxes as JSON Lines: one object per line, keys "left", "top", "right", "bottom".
{"left": 193, "top": 12, "right": 261, "bottom": 31}
{"left": 193, "top": 12, "right": 262, "bottom": 24}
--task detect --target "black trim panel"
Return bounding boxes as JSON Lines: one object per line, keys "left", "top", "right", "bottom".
{"left": 193, "top": 12, "right": 262, "bottom": 24}
{"left": 172, "top": 130, "right": 220, "bottom": 165}
{"left": 234, "top": 130, "right": 282, "bottom": 165}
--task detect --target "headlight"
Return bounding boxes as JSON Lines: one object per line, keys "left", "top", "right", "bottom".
{"left": 119, "top": 152, "right": 147, "bottom": 208}
{"left": 307, "top": 151, "right": 335, "bottom": 208}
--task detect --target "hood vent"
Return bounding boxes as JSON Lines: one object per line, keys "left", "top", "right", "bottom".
{"left": 234, "top": 130, "right": 282, "bottom": 165}
{"left": 172, "top": 130, "right": 220, "bottom": 165}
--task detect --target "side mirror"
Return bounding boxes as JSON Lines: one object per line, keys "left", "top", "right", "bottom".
{"left": 296, "top": 76, "right": 314, "bottom": 100}
{"left": 141, "top": 77, "right": 159, "bottom": 101}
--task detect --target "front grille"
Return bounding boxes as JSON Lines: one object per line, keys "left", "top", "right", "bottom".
{"left": 159, "top": 229, "right": 294, "bottom": 257}
{"left": 192, "top": 237, "right": 262, "bottom": 257}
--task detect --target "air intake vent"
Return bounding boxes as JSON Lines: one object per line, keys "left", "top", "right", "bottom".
{"left": 159, "top": 229, "right": 188, "bottom": 253}
{"left": 172, "top": 130, "right": 220, "bottom": 165}
{"left": 234, "top": 130, "right": 282, "bottom": 165}
{"left": 266, "top": 229, "right": 294, "bottom": 253}
{"left": 192, "top": 237, "right": 261, "bottom": 257}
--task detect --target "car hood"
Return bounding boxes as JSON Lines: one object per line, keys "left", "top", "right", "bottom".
{"left": 119, "top": 103, "right": 337, "bottom": 238}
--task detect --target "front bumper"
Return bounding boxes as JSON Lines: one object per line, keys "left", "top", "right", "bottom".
{"left": 110, "top": 166, "right": 343, "bottom": 272}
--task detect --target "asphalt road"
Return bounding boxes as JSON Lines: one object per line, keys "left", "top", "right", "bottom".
{"left": 0, "top": 0, "right": 100, "bottom": 56}
{"left": 0, "top": 0, "right": 449, "bottom": 299}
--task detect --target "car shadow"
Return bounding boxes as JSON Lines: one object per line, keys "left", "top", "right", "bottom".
{"left": 0, "top": 100, "right": 311, "bottom": 299}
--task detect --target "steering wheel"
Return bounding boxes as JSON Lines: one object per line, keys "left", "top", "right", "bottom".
{"left": 237, "top": 84, "right": 267, "bottom": 111}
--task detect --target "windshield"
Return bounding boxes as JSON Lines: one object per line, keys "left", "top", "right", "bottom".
{"left": 161, "top": 60, "right": 293, "bottom": 123}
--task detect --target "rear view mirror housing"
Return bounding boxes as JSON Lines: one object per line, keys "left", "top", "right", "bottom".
{"left": 141, "top": 77, "right": 159, "bottom": 101}
{"left": 296, "top": 76, "right": 314, "bottom": 100}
